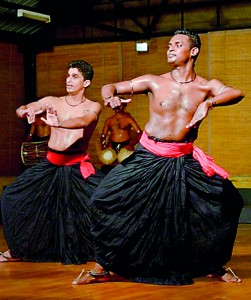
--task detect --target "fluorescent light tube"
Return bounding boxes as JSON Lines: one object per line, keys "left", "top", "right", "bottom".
{"left": 17, "top": 9, "right": 51, "bottom": 23}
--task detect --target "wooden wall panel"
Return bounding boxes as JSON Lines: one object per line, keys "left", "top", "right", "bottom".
{"left": 0, "top": 42, "right": 25, "bottom": 176}
{"left": 208, "top": 30, "right": 251, "bottom": 175}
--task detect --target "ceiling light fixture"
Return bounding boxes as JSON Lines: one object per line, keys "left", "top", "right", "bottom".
{"left": 17, "top": 9, "right": 51, "bottom": 23}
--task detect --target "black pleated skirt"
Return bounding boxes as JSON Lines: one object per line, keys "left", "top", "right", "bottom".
{"left": 91, "top": 144, "right": 244, "bottom": 285}
{"left": 1, "top": 159, "right": 105, "bottom": 265}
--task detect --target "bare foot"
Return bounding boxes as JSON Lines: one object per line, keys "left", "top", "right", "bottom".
{"left": 72, "top": 263, "right": 112, "bottom": 285}
{"left": 72, "top": 269, "right": 112, "bottom": 285}
{"left": 221, "top": 268, "right": 242, "bottom": 283}
{"left": 0, "top": 250, "right": 22, "bottom": 263}
{"left": 207, "top": 268, "right": 242, "bottom": 283}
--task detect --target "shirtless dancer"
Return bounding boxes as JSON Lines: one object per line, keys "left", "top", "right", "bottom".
{"left": 100, "top": 103, "right": 142, "bottom": 153}
{"left": 72, "top": 29, "right": 244, "bottom": 285}
{"left": 0, "top": 60, "right": 104, "bottom": 264}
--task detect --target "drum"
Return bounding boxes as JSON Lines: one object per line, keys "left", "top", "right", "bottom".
{"left": 21, "top": 141, "right": 48, "bottom": 166}
{"left": 117, "top": 148, "right": 133, "bottom": 163}
{"left": 99, "top": 148, "right": 117, "bottom": 165}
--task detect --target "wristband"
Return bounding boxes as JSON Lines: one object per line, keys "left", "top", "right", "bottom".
{"left": 208, "top": 98, "right": 217, "bottom": 109}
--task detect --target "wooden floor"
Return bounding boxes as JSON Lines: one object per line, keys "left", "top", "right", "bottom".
{"left": 0, "top": 224, "right": 250, "bottom": 300}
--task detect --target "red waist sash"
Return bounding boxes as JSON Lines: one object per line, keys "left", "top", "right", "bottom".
{"left": 140, "top": 131, "right": 229, "bottom": 179}
{"left": 46, "top": 151, "right": 95, "bottom": 179}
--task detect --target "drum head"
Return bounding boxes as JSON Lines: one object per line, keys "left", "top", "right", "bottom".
{"left": 21, "top": 141, "right": 48, "bottom": 166}
{"left": 117, "top": 148, "right": 133, "bottom": 163}
{"left": 99, "top": 148, "right": 117, "bottom": 165}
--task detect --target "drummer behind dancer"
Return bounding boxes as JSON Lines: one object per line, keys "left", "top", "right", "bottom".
{"left": 0, "top": 60, "right": 104, "bottom": 265}
{"left": 100, "top": 103, "right": 142, "bottom": 169}
{"left": 25, "top": 112, "right": 50, "bottom": 142}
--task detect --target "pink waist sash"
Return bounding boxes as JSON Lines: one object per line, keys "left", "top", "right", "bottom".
{"left": 140, "top": 131, "right": 229, "bottom": 179}
{"left": 47, "top": 151, "right": 95, "bottom": 179}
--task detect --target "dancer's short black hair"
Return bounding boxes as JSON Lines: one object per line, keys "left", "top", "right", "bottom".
{"left": 68, "top": 60, "right": 94, "bottom": 81}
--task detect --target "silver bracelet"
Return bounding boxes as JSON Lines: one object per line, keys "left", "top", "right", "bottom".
{"left": 37, "top": 100, "right": 42, "bottom": 111}
{"left": 129, "top": 80, "right": 134, "bottom": 96}
{"left": 207, "top": 98, "right": 217, "bottom": 109}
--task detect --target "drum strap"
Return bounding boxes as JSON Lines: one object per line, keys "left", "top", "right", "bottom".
{"left": 47, "top": 151, "right": 95, "bottom": 179}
